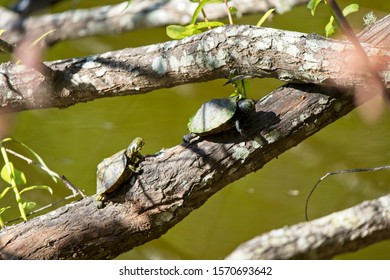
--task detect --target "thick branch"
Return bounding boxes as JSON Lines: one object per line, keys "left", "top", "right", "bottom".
{"left": 226, "top": 193, "right": 390, "bottom": 259}
{"left": 223, "top": 15, "right": 390, "bottom": 260}
{"left": 0, "top": 82, "right": 355, "bottom": 259}
{"left": 1, "top": 24, "right": 389, "bottom": 113}
{"left": 0, "top": 0, "right": 308, "bottom": 46}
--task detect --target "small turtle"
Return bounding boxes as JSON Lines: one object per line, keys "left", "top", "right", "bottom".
{"left": 183, "top": 96, "right": 255, "bottom": 142}
{"left": 96, "top": 137, "right": 145, "bottom": 203}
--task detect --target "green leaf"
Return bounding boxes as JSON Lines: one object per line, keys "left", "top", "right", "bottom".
{"left": 166, "top": 25, "right": 198, "bottom": 39}
{"left": 307, "top": 0, "right": 323, "bottom": 16}
{"left": 22, "top": 201, "right": 36, "bottom": 210}
{"left": 0, "top": 186, "right": 12, "bottom": 199}
{"left": 194, "top": 21, "right": 224, "bottom": 29}
{"left": 0, "top": 29, "right": 5, "bottom": 36}
{"left": 322, "top": 4, "right": 358, "bottom": 37}
{"left": 1, "top": 163, "right": 27, "bottom": 185}
{"left": 229, "top": 6, "right": 237, "bottom": 15}
{"left": 325, "top": 16, "right": 335, "bottom": 37}
{"left": 20, "top": 185, "right": 53, "bottom": 195}
{"left": 342, "top": 4, "right": 359, "bottom": 17}
{"left": 256, "top": 8, "right": 275, "bottom": 27}
{"left": 0, "top": 138, "right": 58, "bottom": 183}
{"left": 166, "top": 21, "right": 224, "bottom": 39}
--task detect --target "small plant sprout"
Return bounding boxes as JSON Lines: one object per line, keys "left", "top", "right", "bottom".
{"left": 307, "top": 0, "right": 359, "bottom": 37}
{"left": 166, "top": 0, "right": 233, "bottom": 39}
{"left": 256, "top": 8, "right": 275, "bottom": 27}
{"left": 224, "top": 75, "right": 252, "bottom": 99}
{"left": 166, "top": 1, "right": 274, "bottom": 40}
{"left": 0, "top": 138, "right": 84, "bottom": 227}
{"left": 308, "top": 0, "right": 387, "bottom": 106}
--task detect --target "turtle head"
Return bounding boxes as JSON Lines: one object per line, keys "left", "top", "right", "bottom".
{"left": 237, "top": 98, "right": 255, "bottom": 114}
{"left": 126, "top": 137, "right": 145, "bottom": 156}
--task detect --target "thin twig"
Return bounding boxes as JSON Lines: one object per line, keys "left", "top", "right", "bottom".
{"left": 4, "top": 194, "right": 83, "bottom": 225}
{"left": 61, "top": 175, "right": 86, "bottom": 198}
{"left": 305, "top": 165, "right": 390, "bottom": 221}
{"left": 0, "top": 37, "right": 57, "bottom": 79}
{"left": 5, "top": 148, "right": 86, "bottom": 197}
{"left": 0, "top": 37, "right": 14, "bottom": 53}
{"left": 224, "top": 0, "right": 233, "bottom": 25}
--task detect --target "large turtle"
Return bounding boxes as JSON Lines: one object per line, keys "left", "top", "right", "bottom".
{"left": 183, "top": 96, "right": 255, "bottom": 142}
{"left": 96, "top": 137, "right": 145, "bottom": 202}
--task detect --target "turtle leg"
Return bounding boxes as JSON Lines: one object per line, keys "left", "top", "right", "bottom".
{"left": 127, "top": 152, "right": 144, "bottom": 172}
{"left": 235, "top": 119, "right": 245, "bottom": 135}
{"left": 182, "top": 132, "right": 199, "bottom": 143}
{"left": 128, "top": 165, "right": 139, "bottom": 172}
{"left": 95, "top": 194, "right": 107, "bottom": 209}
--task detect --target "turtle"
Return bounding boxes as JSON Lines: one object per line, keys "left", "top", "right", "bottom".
{"left": 96, "top": 137, "right": 145, "bottom": 203}
{"left": 183, "top": 96, "right": 255, "bottom": 142}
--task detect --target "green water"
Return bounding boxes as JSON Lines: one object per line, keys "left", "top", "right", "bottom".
{"left": 1, "top": 0, "right": 390, "bottom": 259}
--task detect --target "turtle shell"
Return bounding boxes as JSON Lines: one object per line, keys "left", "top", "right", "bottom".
{"left": 188, "top": 97, "right": 238, "bottom": 136}
{"left": 96, "top": 149, "right": 131, "bottom": 195}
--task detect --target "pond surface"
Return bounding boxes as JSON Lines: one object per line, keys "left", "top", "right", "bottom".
{"left": 1, "top": 0, "right": 390, "bottom": 259}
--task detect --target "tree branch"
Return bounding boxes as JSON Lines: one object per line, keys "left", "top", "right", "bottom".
{"left": 0, "top": 7, "right": 389, "bottom": 261}
{"left": 225, "top": 14, "right": 390, "bottom": 260}
{"left": 226, "top": 193, "right": 390, "bottom": 259}
{"left": 1, "top": 24, "right": 389, "bottom": 113}
{"left": 0, "top": 81, "right": 354, "bottom": 259}
{"left": 0, "top": 0, "right": 308, "bottom": 46}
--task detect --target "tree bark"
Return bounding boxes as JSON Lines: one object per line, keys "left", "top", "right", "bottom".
{"left": 226, "top": 193, "right": 390, "bottom": 259}
{"left": 0, "top": 0, "right": 308, "bottom": 46}
{"left": 0, "top": 25, "right": 389, "bottom": 113}
{"left": 0, "top": 6, "right": 389, "bottom": 260}
{"left": 0, "top": 82, "right": 353, "bottom": 259}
